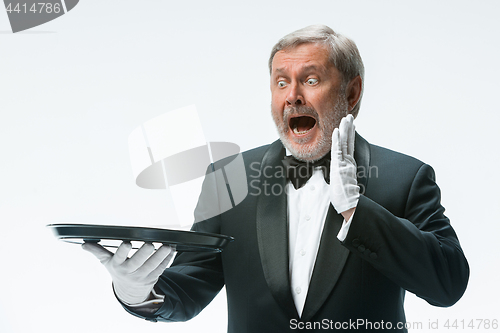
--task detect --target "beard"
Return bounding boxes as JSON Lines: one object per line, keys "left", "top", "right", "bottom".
{"left": 271, "top": 95, "right": 349, "bottom": 161}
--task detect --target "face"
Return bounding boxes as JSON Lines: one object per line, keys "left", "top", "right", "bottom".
{"left": 270, "top": 43, "right": 349, "bottom": 161}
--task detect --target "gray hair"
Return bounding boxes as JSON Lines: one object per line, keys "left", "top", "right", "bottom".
{"left": 269, "top": 25, "right": 364, "bottom": 118}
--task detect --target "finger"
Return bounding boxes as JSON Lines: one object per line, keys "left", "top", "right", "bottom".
{"left": 331, "top": 127, "right": 341, "bottom": 154}
{"left": 346, "top": 115, "right": 355, "bottom": 156}
{"left": 112, "top": 241, "right": 133, "bottom": 265}
{"left": 125, "top": 242, "right": 156, "bottom": 271}
{"left": 148, "top": 246, "right": 176, "bottom": 279}
{"left": 339, "top": 117, "right": 349, "bottom": 158}
{"left": 140, "top": 245, "right": 174, "bottom": 273}
{"left": 82, "top": 242, "right": 113, "bottom": 264}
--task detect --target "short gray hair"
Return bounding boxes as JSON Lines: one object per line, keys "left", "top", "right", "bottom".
{"left": 269, "top": 25, "right": 364, "bottom": 118}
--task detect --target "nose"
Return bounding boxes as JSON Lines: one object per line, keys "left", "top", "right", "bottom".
{"left": 286, "top": 82, "right": 305, "bottom": 106}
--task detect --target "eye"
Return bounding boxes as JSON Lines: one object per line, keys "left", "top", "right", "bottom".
{"left": 306, "top": 78, "right": 318, "bottom": 85}
{"left": 278, "top": 81, "right": 287, "bottom": 88}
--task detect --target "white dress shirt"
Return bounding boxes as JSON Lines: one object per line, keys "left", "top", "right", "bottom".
{"left": 286, "top": 163, "right": 353, "bottom": 317}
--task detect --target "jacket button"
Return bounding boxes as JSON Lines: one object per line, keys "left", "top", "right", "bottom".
{"left": 370, "top": 252, "right": 378, "bottom": 260}
{"left": 357, "top": 245, "right": 365, "bottom": 253}
{"left": 352, "top": 239, "right": 360, "bottom": 247}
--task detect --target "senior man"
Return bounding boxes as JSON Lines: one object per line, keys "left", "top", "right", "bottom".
{"left": 83, "top": 25, "right": 469, "bottom": 332}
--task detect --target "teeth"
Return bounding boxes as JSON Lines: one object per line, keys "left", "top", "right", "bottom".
{"left": 293, "top": 127, "right": 311, "bottom": 135}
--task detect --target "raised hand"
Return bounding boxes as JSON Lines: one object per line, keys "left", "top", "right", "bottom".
{"left": 329, "top": 114, "right": 360, "bottom": 216}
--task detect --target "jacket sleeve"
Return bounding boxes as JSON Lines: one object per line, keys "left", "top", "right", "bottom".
{"left": 342, "top": 163, "right": 469, "bottom": 306}
{"left": 153, "top": 225, "right": 225, "bottom": 322}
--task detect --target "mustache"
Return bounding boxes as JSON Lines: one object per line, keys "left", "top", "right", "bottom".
{"left": 283, "top": 106, "right": 320, "bottom": 127}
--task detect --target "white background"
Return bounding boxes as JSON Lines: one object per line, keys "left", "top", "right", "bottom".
{"left": 1, "top": 1, "right": 499, "bottom": 332}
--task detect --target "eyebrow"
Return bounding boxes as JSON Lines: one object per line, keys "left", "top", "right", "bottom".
{"left": 273, "top": 68, "right": 287, "bottom": 75}
{"left": 273, "top": 65, "right": 325, "bottom": 75}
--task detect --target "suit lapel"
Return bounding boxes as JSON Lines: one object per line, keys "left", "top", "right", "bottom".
{"left": 255, "top": 140, "right": 299, "bottom": 319}
{"left": 354, "top": 132, "right": 371, "bottom": 192}
{"left": 301, "top": 132, "right": 371, "bottom": 321}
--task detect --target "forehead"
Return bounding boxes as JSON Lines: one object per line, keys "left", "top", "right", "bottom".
{"left": 271, "top": 43, "right": 333, "bottom": 74}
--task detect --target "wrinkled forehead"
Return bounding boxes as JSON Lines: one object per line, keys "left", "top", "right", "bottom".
{"left": 271, "top": 43, "right": 333, "bottom": 75}
{"left": 270, "top": 41, "right": 332, "bottom": 69}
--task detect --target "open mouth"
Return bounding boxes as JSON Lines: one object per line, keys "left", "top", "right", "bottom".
{"left": 289, "top": 115, "right": 317, "bottom": 135}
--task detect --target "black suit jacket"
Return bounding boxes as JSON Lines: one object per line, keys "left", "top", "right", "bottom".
{"left": 121, "top": 134, "right": 469, "bottom": 332}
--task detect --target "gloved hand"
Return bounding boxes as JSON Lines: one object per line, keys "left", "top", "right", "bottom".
{"left": 330, "top": 114, "right": 360, "bottom": 214}
{"left": 82, "top": 241, "right": 175, "bottom": 305}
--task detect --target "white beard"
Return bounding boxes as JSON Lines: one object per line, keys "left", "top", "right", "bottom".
{"left": 272, "top": 95, "right": 349, "bottom": 161}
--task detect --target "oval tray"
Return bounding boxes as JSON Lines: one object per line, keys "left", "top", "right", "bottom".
{"left": 47, "top": 223, "right": 234, "bottom": 253}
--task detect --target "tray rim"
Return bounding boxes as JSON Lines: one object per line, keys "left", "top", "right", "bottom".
{"left": 47, "top": 223, "right": 234, "bottom": 252}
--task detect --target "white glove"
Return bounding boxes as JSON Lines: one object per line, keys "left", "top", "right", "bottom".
{"left": 330, "top": 114, "right": 360, "bottom": 214}
{"left": 82, "top": 241, "right": 175, "bottom": 305}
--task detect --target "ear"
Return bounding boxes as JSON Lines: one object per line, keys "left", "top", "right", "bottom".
{"left": 346, "top": 75, "right": 362, "bottom": 112}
